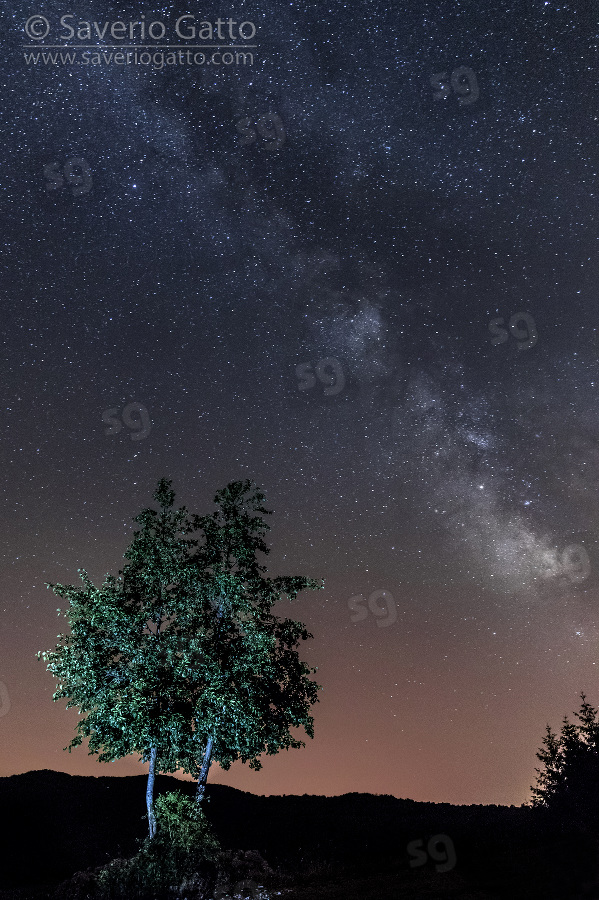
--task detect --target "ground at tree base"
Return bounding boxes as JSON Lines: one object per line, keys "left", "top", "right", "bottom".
{"left": 2, "top": 865, "right": 598, "bottom": 900}
{"left": 2, "top": 773, "right": 598, "bottom": 900}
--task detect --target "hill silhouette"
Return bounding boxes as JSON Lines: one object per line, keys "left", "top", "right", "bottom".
{"left": 0, "top": 770, "right": 598, "bottom": 899}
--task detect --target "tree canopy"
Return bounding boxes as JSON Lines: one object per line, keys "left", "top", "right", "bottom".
{"left": 179, "top": 480, "right": 323, "bottom": 800}
{"left": 530, "top": 691, "right": 599, "bottom": 829}
{"left": 38, "top": 478, "right": 323, "bottom": 835}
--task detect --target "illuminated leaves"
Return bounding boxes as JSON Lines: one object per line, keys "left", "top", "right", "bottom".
{"left": 38, "top": 477, "right": 323, "bottom": 790}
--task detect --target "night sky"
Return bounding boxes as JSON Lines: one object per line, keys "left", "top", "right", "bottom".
{"left": 1, "top": 0, "right": 599, "bottom": 807}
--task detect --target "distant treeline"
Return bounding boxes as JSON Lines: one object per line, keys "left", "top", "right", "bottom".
{"left": 0, "top": 769, "right": 597, "bottom": 899}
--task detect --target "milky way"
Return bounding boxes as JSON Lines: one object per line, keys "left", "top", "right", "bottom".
{"left": 1, "top": 0, "right": 599, "bottom": 805}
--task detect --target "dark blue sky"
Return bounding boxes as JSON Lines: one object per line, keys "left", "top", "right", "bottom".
{"left": 1, "top": 0, "right": 599, "bottom": 805}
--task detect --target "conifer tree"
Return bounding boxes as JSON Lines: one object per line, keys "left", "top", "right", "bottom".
{"left": 530, "top": 692, "right": 599, "bottom": 829}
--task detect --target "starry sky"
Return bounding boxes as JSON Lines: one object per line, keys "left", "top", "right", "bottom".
{"left": 1, "top": 0, "right": 599, "bottom": 807}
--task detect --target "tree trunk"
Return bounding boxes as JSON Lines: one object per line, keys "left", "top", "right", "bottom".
{"left": 146, "top": 745, "right": 158, "bottom": 838}
{"left": 196, "top": 598, "right": 222, "bottom": 804}
{"left": 196, "top": 734, "right": 214, "bottom": 804}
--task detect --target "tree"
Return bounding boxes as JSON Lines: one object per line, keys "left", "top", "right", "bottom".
{"left": 168, "top": 479, "right": 324, "bottom": 804}
{"left": 38, "top": 477, "right": 323, "bottom": 836}
{"left": 38, "top": 479, "right": 201, "bottom": 837}
{"left": 530, "top": 692, "right": 599, "bottom": 829}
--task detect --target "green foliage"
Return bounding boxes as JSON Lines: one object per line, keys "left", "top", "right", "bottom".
{"left": 530, "top": 692, "right": 599, "bottom": 829}
{"left": 154, "top": 791, "right": 220, "bottom": 856}
{"left": 96, "top": 791, "right": 220, "bottom": 897}
{"left": 173, "top": 479, "right": 323, "bottom": 779}
{"left": 37, "top": 478, "right": 203, "bottom": 774}
{"left": 38, "top": 476, "right": 323, "bottom": 810}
